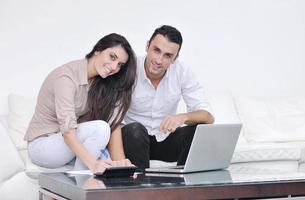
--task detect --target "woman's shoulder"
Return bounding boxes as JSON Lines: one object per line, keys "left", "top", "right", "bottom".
{"left": 49, "top": 59, "right": 87, "bottom": 79}
{"left": 57, "top": 58, "right": 86, "bottom": 72}
{"left": 62, "top": 59, "right": 87, "bottom": 68}
{"left": 40, "top": 59, "right": 87, "bottom": 90}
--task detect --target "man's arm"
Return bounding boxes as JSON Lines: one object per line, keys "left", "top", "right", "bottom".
{"left": 108, "top": 126, "right": 126, "bottom": 160}
{"left": 184, "top": 109, "right": 214, "bottom": 125}
{"left": 160, "top": 110, "right": 214, "bottom": 133}
{"left": 159, "top": 61, "right": 215, "bottom": 133}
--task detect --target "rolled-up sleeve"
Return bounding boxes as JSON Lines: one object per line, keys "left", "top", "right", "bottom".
{"left": 181, "top": 64, "right": 212, "bottom": 114}
{"left": 54, "top": 75, "right": 78, "bottom": 134}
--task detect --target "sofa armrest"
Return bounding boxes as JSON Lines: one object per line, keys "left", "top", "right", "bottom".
{"left": 0, "top": 121, "right": 25, "bottom": 183}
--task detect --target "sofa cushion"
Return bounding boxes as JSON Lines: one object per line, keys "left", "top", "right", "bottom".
{"left": 207, "top": 90, "right": 240, "bottom": 124}
{"left": 230, "top": 162, "right": 305, "bottom": 182}
{"left": 207, "top": 91, "right": 247, "bottom": 144}
{"left": 7, "top": 93, "right": 36, "bottom": 150}
{"left": 299, "top": 147, "right": 305, "bottom": 165}
{"left": 298, "top": 163, "right": 305, "bottom": 172}
{"left": 178, "top": 90, "right": 241, "bottom": 123}
{"left": 235, "top": 96, "right": 305, "bottom": 142}
{"left": 230, "top": 161, "right": 299, "bottom": 173}
{"left": 0, "top": 122, "right": 25, "bottom": 183}
{"left": 0, "top": 172, "right": 38, "bottom": 200}
{"left": 232, "top": 142, "right": 305, "bottom": 163}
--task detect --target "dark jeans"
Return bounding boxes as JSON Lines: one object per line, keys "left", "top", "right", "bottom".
{"left": 122, "top": 122, "right": 197, "bottom": 169}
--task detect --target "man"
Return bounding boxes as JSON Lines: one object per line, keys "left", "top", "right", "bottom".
{"left": 108, "top": 25, "right": 214, "bottom": 169}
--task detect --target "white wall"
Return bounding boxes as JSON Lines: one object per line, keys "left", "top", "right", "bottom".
{"left": 0, "top": 0, "right": 305, "bottom": 114}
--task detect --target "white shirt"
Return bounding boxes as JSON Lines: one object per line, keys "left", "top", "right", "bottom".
{"left": 124, "top": 56, "right": 212, "bottom": 142}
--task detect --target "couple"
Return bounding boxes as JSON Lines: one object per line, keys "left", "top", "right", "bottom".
{"left": 24, "top": 25, "right": 214, "bottom": 173}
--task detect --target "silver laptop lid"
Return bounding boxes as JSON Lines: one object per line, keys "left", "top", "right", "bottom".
{"left": 184, "top": 123, "right": 242, "bottom": 172}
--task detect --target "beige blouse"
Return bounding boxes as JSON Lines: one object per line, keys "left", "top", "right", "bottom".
{"left": 24, "top": 59, "right": 89, "bottom": 141}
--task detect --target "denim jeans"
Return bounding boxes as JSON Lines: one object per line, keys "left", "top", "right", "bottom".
{"left": 28, "top": 120, "right": 110, "bottom": 170}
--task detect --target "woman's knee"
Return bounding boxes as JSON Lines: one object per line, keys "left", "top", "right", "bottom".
{"left": 77, "top": 120, "right": 111, "bottom": 146}
{"left": 91, "top": 120, "right": 111, "bottom": 144}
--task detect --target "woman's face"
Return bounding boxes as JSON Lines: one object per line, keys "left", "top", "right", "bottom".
{"left": 93, "top": 45, "right": 129, "bottom": 78}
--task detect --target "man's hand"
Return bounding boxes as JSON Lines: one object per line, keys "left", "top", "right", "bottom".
{"left": 160, "top": 114, "right": 187, "bottom": 134}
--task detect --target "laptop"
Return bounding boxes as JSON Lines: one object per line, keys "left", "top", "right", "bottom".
{"left": 145, "top": 123, "right": 242, "bottom": 174}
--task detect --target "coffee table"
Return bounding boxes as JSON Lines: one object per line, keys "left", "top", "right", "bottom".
{"left": 39, "top": 166, "right": 305, "bottom": 200}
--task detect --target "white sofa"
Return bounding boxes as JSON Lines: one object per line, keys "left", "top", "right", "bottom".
{"left": 0, "top": 94, "right": 74, "bottom": 199}
{"left": 210, "top": 92, "right": 305, "bottom": 172}
{"left": 1, "top": 92, "right": 305, "bottom": 199}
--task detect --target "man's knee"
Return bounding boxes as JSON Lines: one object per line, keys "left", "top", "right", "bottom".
{"left": 174, "top": 125, "right": 197, "bottom": 144}
{"left": 122, "top": 122, "right": 150, "bottom": 168}
{"left": 122, "top": 122, "right": 149, "bottom": 142}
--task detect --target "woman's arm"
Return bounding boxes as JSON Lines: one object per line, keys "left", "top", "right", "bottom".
{"left": 63, "top": 129, "right": 112, "bottom": 172}
{"left": 108, "top": 126, "right": 126, "bottom": 160}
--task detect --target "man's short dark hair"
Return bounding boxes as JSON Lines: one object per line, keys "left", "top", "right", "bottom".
{"left": 148, "top": 25, "right": 183, "bottom": 55}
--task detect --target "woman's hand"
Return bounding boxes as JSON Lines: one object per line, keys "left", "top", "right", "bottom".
{"left": 92, "top": 159, "right": 113, "bottom": 173}
{"left": 111, "top": 159, "right": 133, "bottom": 167}
{"left": 92, "top": 158, "right": 133, "bottom": 173}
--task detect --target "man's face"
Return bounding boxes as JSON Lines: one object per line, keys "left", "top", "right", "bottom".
{"left": 145, "top": 34, "right": 180, "bottom": 80}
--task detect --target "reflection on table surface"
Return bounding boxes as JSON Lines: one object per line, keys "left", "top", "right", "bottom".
{"left": 41, "top": 166, "right": 305, "bottom": 191}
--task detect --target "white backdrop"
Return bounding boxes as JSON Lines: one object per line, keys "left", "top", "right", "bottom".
{"left": 0, "top": 0, "right": 305, "bottom": 113}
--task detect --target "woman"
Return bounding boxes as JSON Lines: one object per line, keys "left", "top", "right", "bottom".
{"left": 24, "top": 33, "right": 137, "bottom": 173}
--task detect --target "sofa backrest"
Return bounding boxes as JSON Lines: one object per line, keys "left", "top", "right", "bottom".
{"left": 235, "top": 96, "right": 305, "bottom": 143}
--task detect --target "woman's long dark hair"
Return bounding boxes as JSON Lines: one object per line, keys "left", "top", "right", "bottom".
{"left": 81, "top": 33, "right": 136, "bottom": 131}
